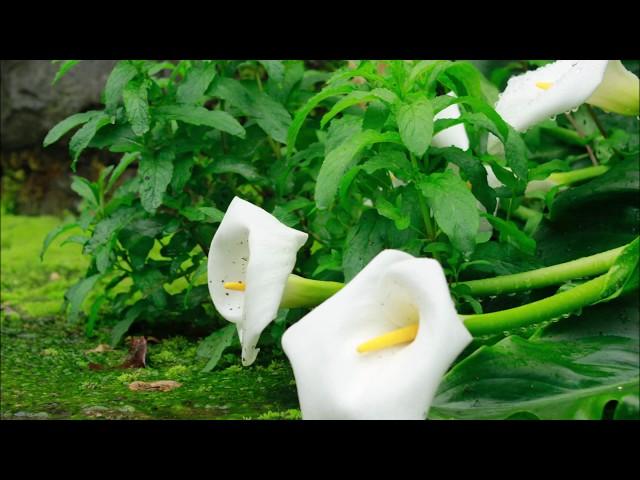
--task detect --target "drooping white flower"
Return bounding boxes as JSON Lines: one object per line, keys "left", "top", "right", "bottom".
{"left": 208, "top": 196, "right": 308, "bottom": 366}
{"left": 281, "top": 249, "right": 472, "bottom": 420}
{"left": 489, "top": 60, "right": 639, "bottom": 153}
{"left": 497, "top": 60, "right": 638, "bottom": 130}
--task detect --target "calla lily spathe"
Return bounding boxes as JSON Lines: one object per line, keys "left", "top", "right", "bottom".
{"left": 489, "top": 60, "right": 639, "bottom": 153}
{"left": 281, "top": 249, "right": 472, "bottom": 420}
{"left": 496, "top": 60, "right": 639, "bottom": 131}
{"left": 208, "top": 196, "right": 308, "bottom": 366}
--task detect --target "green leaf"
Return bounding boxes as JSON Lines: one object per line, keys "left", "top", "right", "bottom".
{"left": 43, "top": 111, "right": 100, "bottom": 147}
{"left": 84, "top": 207, "right": 137, "bottom": 254}
{"left": 601, "top": 237, "right": 639, "bottom": 300}
{"left": 342, "top": 210, "right": 389, "bottom": 281}
{"left": 436, "top": 147, "right": 497, "bottom": 212}
{"left": 405, "top": 60, "right": 448, "bottom": 92}
{"left": 207, "top": 157, "right": 260, "bottom": 181}
{"left": 397, "top": 97, "right": 434, "bottom": 157}
{"left": 105, "top": 61, "right": 139, "bottom": 114}
{"left": 40, "top": 222, "right": 79, "bottom": 261}
{"left": 132, "top": 268, "right": 167, "bottom": 309}
{"left": 375, "top": 196, "right": 410, "bottom": 230}
{"left": 170, "top": 155, "right": 194, "bottom": 192}
{"left": 287, "top": 84, "right": 354, "bottom": 154}
{"left": 197, "top": 324, "right": 237, "bottom": 372}
{"left": 197, "top": 207, "right": 224, "bottom": 223}
{"left": 466, "top": 241, "right": 543, "bottom": 277}
{"left": 106, "top": 152, "right": 140, "bottom": 193}
{"left": 550, "top": 156, "right": 639, "bottom": 221}
{"left": 176, "top": 62, "right": 217, "bottom": 105}
{"left": 483, "top": 213, "right": 537, "bottom": 256}
{"left": 420, "top": 171, "right": 479, "bottom": 254}
{"left": 119, "top": 220, "right": 161, "bottom": 271}
{"left": 70, "top": 176, "right": 99, "bottom": 208}
{"left": 441, "top": 61, "right": 487, "bottom": 100}
{"left": 504, "top": 127, "right": 529, "bottom": 183}
{"left": 52, "top": 60, "right": 80, "bottom": 85}
{"left": 110, "top": 302, "right": 148, "bottom": 347}
{"left": 316, "top": 130, "right": 402, "bottom": 209}
{"left": 259, "top": 60, "right": 285, "bottom": 83}
{"left": 361, "top": 150, "right": 412, "bottom": 180}
{"left": 95, "top": 237, "right": 115, "bottom": 273}
{"left": 138, "top": 149, "right": 175, "bottom": 214}
{"left": 431, "top": 297, "right": 639, "bottom": 420}
{"left": 155, "top": 105, "right": 245, "bottom": 138}
{"left": 89, "top": 123, "right": 140, "bottom": 153}
{"left": 122, "top": 78, "right": 150, "bottom": 136}
{"left": 86, "top": 294, "right": 106, "bottom": 337}
{"left": 209, "top": 77, "right": 291, "bottom": 143}
{"left": 65, "top": 274, "right": 101, "bottom": 323}
{"left": 362, "top": 100, "right": 390, "bottom": 130}
{"left": 324, "top": 115, "right": 363, "bottom": 154}
{"left": 69, "top": 113, "right": 111, "bottom": 171}
{"left": 180, "top": 206, "right": 224, "bottom": 223}
{"left": 320, "top": 88, "right": 397, "bottom": 128}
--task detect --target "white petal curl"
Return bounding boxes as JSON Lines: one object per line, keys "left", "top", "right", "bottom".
{"left": 208, "top": 197, "right": 308, "bottom": 366}
{"left": 282, "top": 249, "right": 472, "bottom": 420}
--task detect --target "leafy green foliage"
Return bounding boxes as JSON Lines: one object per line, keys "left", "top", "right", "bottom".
{"left": 42, "top": 59, "right": 639, "bottom": 418}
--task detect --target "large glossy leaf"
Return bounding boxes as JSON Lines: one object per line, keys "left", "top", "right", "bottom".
{"left": 431, "top": 296, "right": 639, "bottom": 420}
{"left": 550, "top": 156, "right": 640, "bottom": 221}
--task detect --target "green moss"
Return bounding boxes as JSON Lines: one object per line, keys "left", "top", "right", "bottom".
{"left": 1, "top": 215, "right": 299, "bottom": 419}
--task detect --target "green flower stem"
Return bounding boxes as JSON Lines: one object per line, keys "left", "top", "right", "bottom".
{"left": 280, "top": 244, "right": 628, "bottom": 309}
{"left": 457, "top": 245, "right": 625, "bottom": 297}
{"left": 548, "top": 165, "right": 609, "bottom": 186}
{"left": 280, "top": 274, "right": 344, "bottom": 309}
{"left": 461, "top": 273, "right": 609, "bottom": 336}
{"left": 511, "top": 205, "right": 540, "bottom": 222}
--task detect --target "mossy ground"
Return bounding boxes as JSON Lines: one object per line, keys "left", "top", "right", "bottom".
{"left": 1, "top": 214, "right": 301, "bottom": 419}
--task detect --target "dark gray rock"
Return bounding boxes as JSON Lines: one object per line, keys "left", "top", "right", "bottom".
{"left": 1, "top": 60, "right": 116, "bottom": 150}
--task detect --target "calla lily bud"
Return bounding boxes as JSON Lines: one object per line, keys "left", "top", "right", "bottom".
{"left": 208, "top": 197, "right": 308, "bottom": 366}
{"left": 282, "top": 250, "right": 472, "bottom": 420}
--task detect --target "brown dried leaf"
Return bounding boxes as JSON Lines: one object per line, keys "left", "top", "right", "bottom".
{"left": 120, "top": 336, "right": 147, "bottom": 369}
{"left": 49, "top": 272, "right": 61, "bottom": 281}
{"left": 85, "top": 344, "right": 113, "bottom": 354}
{"left": 128, "top": 380, "right": 182, "bottom": 392}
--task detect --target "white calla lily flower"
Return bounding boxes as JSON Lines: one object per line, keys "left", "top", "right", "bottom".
{"left": 282, "top": 249, "right": 472, "bottom": 420}
{"left": 489, "top": 60, "right": 639, "bottom": 153}
{"left": 208, "top": 196, "right": 308, "bottom": 366}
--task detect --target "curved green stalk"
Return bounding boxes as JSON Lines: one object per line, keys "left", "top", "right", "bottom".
{"left": 461, "top": 273, "right": 609, "bottom": 336}
{"left": 280, "top": 274, "right": 343, "bottom": 309}
{"left": 549, "top": 165, "right": 609, "bottom": 186}
{"left": 281, "top": 244, "right": 627, "bottom": 307}
{"left": 457, "top": 245, "right": 625, "bottom": 297}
